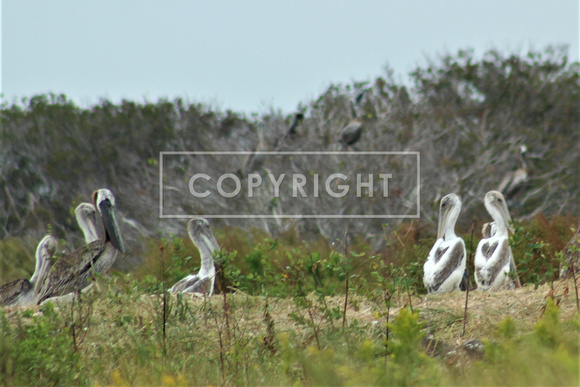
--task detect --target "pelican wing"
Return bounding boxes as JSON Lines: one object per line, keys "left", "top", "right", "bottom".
{"left": 434, "top": 246, "right": 449, "bottom": 264}
{"left": 475, "top": 239, "right": 511, "bottom": 287}
{"left": 169, "top": 274, "right": 200, "bottom": 293}
{"left": 430, "top": 242, "right": 465, "bottom": 293}
{"left": 0, "top": 279, "right": 32, "bottom": 306}
{"left": 481, "top": 240, "right": 499, "bottom": 259}
{"left": 183, "top": 277, "right": 212, "bottom": 294}
{"left": 39, "top": 241, "right": 108, "bottom": 302}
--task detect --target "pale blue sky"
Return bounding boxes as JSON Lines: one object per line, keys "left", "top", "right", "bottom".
{"left": 2, "top": 1, "right": 578, "bottom": 114}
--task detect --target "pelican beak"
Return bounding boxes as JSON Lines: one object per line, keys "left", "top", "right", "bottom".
{"left": 99, "top": 198, "right": 126, "bottom": 253}
{"left": 437, "top": 208, "right": 447, "bottom": 240}
{"left": 437, "top": 200, "right": 453, "bottom": 240}
{"left": 498, "top": 202, "right": 513, "bottom": 233}
{"left": 189, "top": 218, "right": 220, "bottom": 256}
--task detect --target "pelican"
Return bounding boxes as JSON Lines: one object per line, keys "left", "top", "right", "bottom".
{"left": 38, "top": 189, "right": 125, "bottom": 302}
{"left": 474, "top": 191, "right": 520, "bottom": 290}
{"left": 497, "top": 145, "right": 528, "bottom": 197}
{"left": 340, "top": 99, "right": 364, "bottom": 147}
{"left": 170, "top": 218, "right": 219, "bottom": 296}
{"left": 423, "top": 194, "right": 467, "bottom": 294}
{"left": 0, "top": 235, "right": 57, "bottom": 307}
{"left": 38, "top": 203, "right": 105, "bottom": 304}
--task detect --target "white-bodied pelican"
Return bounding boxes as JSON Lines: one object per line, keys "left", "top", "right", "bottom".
{"left": 423, "top": 194, "right": 467, "bottom": 294}
{"left": 0, "top": 235, "right": 58, "bottom": 307}
{"left": 474, "top": 191, "right": 520, "bottom": 290}
{"left": 170, "top": 218, "right": 219, "bottom": 296}
{"left": 39, "top": 189, "right": 125, "bottom": 302}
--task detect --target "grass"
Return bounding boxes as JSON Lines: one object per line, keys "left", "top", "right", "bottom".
{"left": 1, "top": 215, "right": 578, "bottom": 385}
{"left": 0, "top": 275, "right": 578, "bottom": 386}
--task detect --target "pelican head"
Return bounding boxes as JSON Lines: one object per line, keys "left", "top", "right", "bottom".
{"left": 30, "top": 234, "right": 58, "bottom": 285}
{"left": 75, "top": 203, "right": 101, "bottom": 244}
{"left": 92, "top": 189, "right": 125, "bottom": 253}
{"left": 484, "top": 191, "right": 512, "bottom": 235}
{"left": 187, "top": 217, "right": 220, "bottom": 258}
{"left": 437, "top": 193, "right": 462, "bottom": 240}
{"left": 27, "top": 234, "right": 58, "bottom": 305}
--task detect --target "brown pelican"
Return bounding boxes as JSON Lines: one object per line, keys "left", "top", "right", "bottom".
{"left": 559, "top": 227, "right": 579, "bottom": 278}
{"left": 39, "top": 189, "right": 125, "bottom": 302}
{"left": 497, "top": 145, "right": 528, "bottom": 197}
{"left": 0, "top": 235, "right": 57, "bottom": 307}
{"left": 170, "top": 218, "right": 219, "bottom": 296}
{"left": 474, "top": 191, "right": 520, "bottom": 290}
{"left": 423, "top": 194, "right": 467, "bottom": 294}
{"left": 39, "top": 203, "right": 105, "bottom": 304}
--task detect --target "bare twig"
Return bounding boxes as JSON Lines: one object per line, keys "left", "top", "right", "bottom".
{"left": 160, "top": 245, "right": 167, "bottom": 356}
{"left": 462, "top": 220, "right": 478, "bottom": 337}
{"left": 342, "top": 228, "right": 349, "bottom": 330}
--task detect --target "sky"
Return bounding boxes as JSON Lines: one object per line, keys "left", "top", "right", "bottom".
{"left": 2, "top": 1, "right": 578, "bottom": 114}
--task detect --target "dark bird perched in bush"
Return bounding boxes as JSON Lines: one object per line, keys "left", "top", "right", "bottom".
{"left": 287, "top": 113, "right": 304, "bottom": 135}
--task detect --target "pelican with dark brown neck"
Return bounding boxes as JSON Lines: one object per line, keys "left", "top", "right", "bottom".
{"left": 38, "top": 189, "right": 125, "bottom": 302}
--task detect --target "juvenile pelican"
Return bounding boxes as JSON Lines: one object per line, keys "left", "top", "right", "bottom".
{"left": 423, "top": 194, "right": 467, "bottom": 294}
{"left": 0, "top": 235, "right": 57, "bottom": 307}
{"left": 39, "top": 189, "right": 125, "bottom": 302}
{"left": 170, "top": 218, "right": 219, "bottom": 296}
{"left": 474, "top": 191, "right": 520, "bottom": 290}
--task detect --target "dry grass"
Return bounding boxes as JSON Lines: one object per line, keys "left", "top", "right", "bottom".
{"left": 418, "top": 279, "right": 579, "bottom": 342}
{"left": 1, "top": 275, "right": 578, "bottom": 386}
{"left": 4, "top": 278, "right": 575, "bottom": 346}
